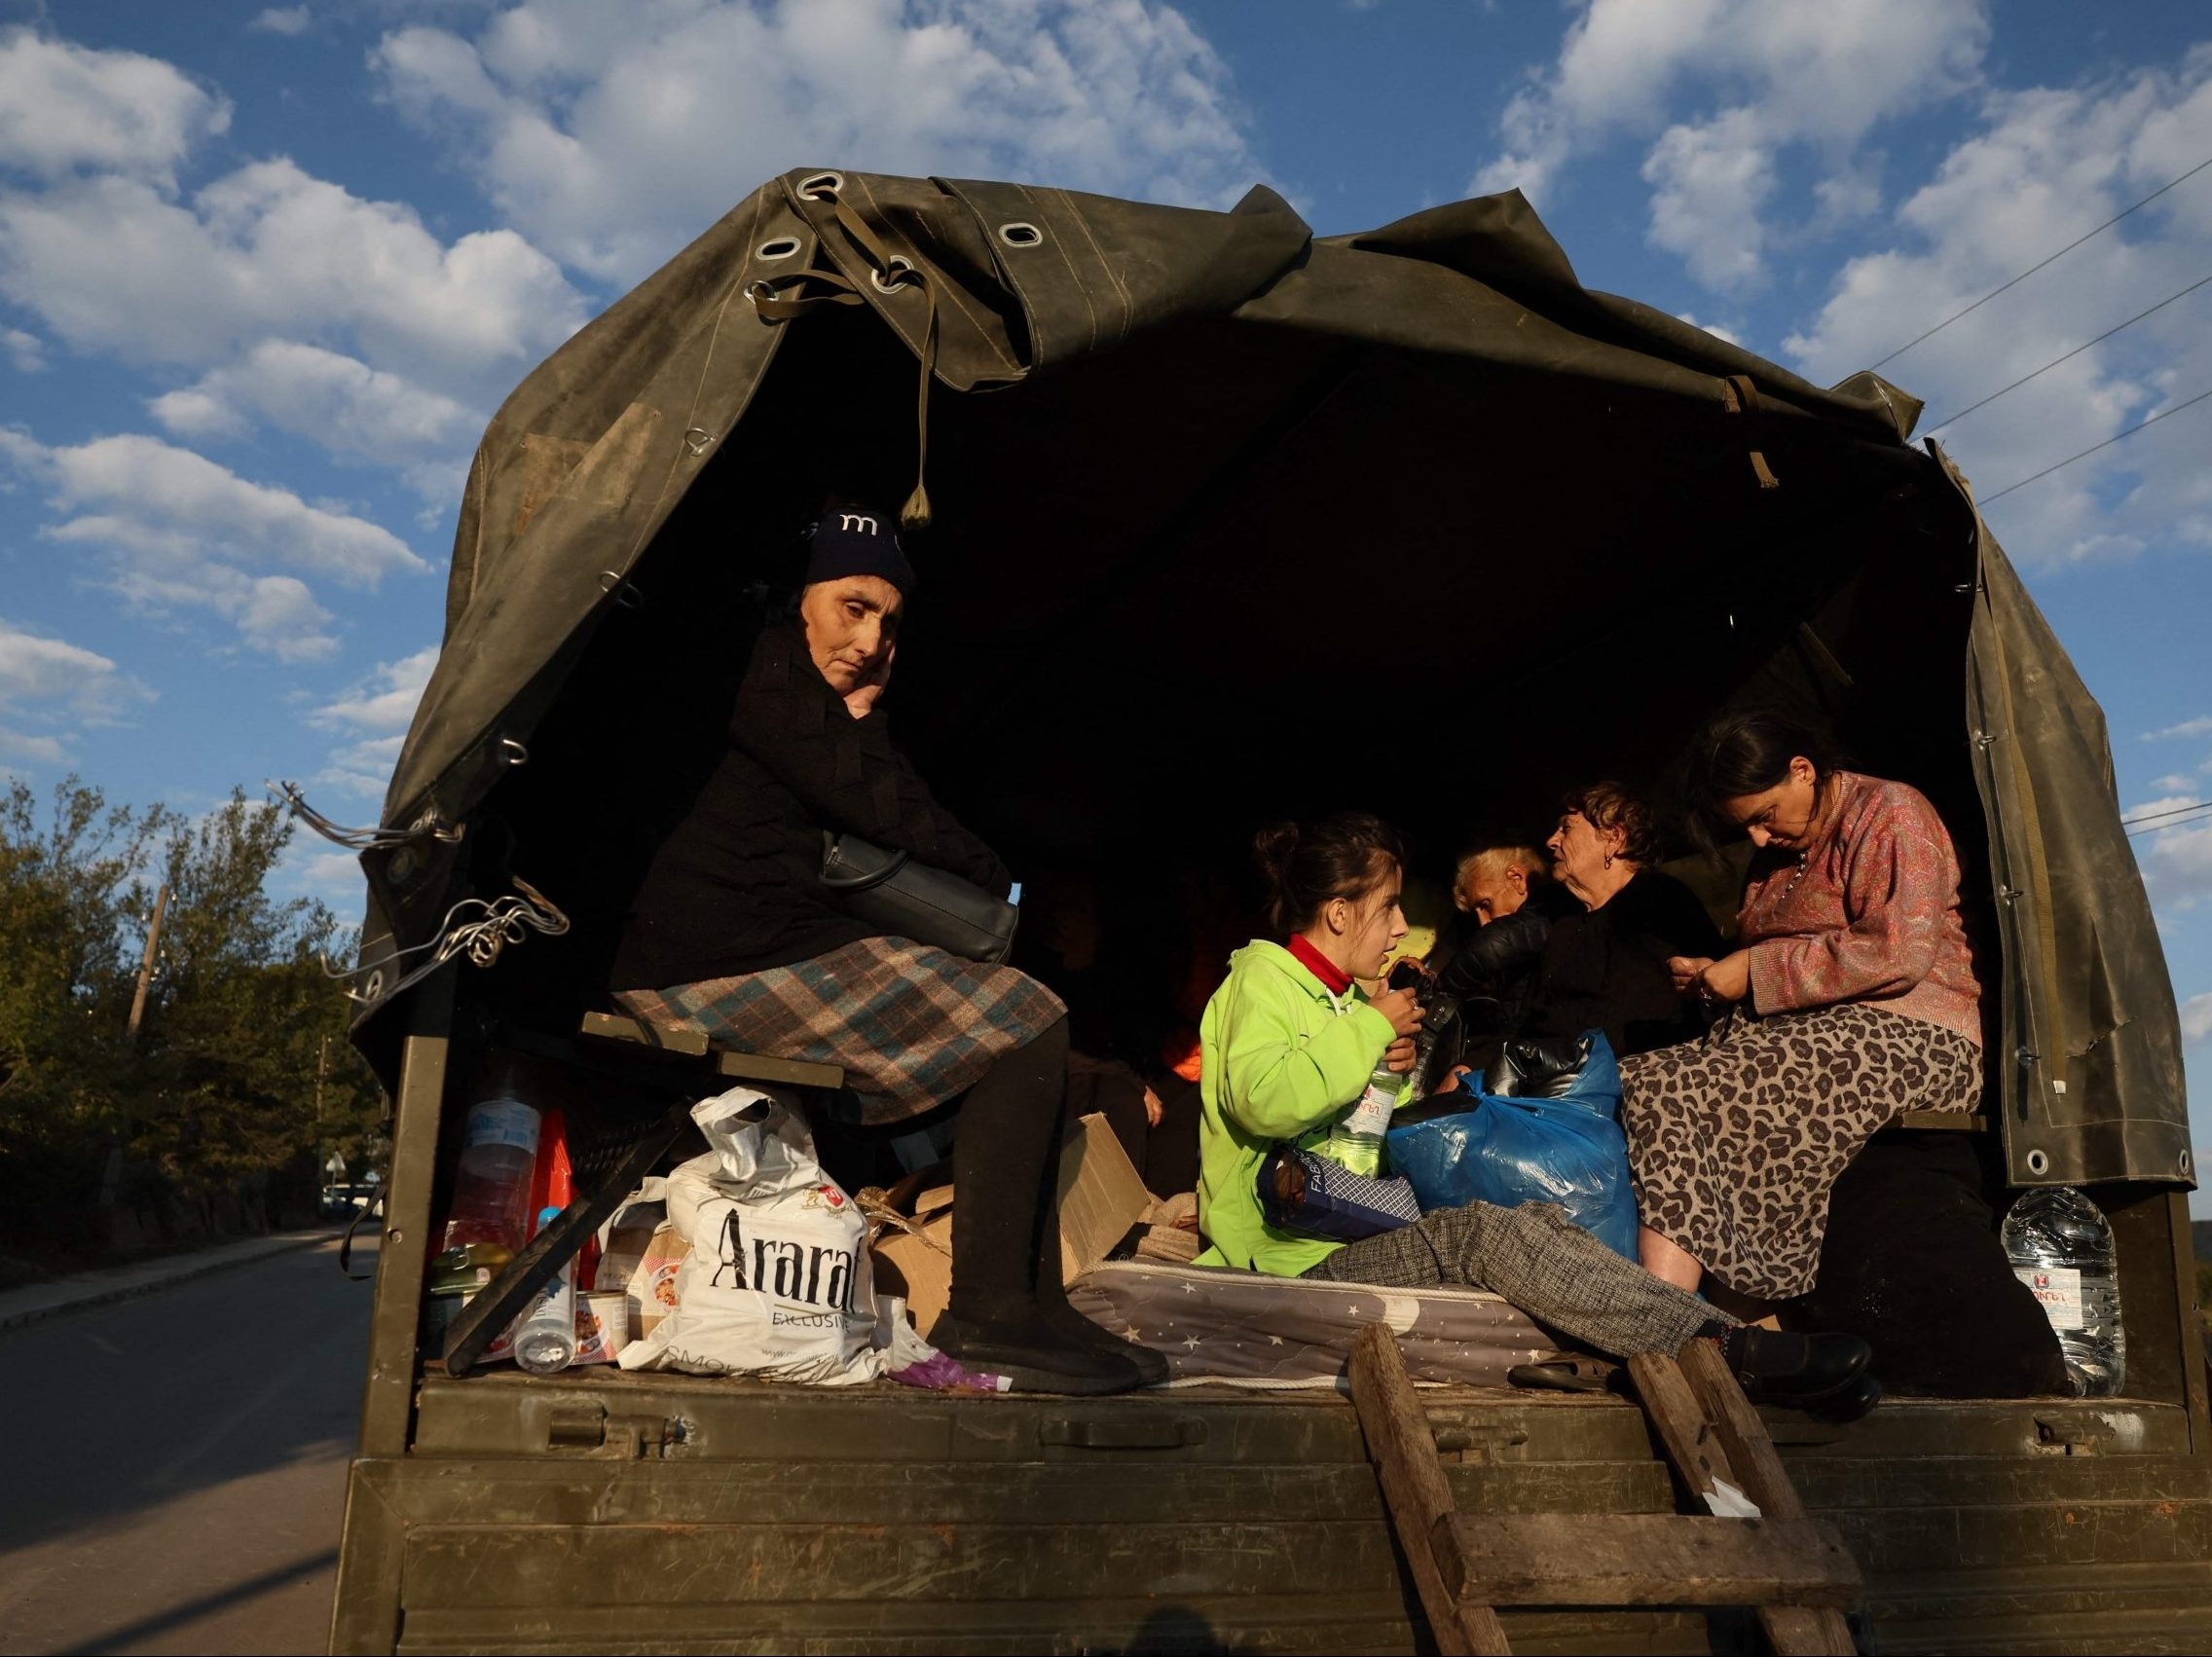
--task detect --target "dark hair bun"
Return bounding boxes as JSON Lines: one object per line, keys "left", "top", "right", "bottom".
{"left": 1252, "top": 812, "right": 1407, "bottom": 935}
{"left": 1251, "top": 822, "right": 1301, "bottom": 885}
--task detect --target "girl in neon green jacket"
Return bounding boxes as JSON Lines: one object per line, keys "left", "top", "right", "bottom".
{"left": 1195, "top": 813, "right": 1425, "bottom": 1275}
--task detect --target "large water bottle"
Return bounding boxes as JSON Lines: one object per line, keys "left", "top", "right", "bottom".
{"left": 1327, "top": 1054, "right": 1403, "bottom": 1176}
{"left": 441, "top": 1060, "right": 542, "bottom": 1252}
{"left": 511, "top": 1206, "right": 577, "bottom": 1376}
{"left": 2001, "top": 1186, "right": 2125, "bottom": 1397}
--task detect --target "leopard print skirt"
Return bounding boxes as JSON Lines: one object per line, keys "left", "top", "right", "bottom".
{"left": 1620, "top": 1003, "right": 1983, "bottom": 1301}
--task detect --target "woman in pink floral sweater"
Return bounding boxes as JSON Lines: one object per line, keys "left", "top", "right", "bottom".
{"left": 1622, "top": 712, "right": 1983, "bottom": 1307}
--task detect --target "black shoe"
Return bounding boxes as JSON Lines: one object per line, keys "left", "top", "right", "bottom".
{"left": 1727, "top": 1327, "right": 1872, "bottom": 1404}
{"left": 932, "top": 1310, "right": 1145, "bottom": 1396}
{"left": 1044, "top": 1298, "right": 1170, "bottom": 1386}
{"left": 1803, "top": 1372, "right": 1883, "bottom": 1423}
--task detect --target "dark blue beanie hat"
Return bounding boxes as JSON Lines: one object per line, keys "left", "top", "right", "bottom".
{"left": 804, "top": 500, "right": 918, "bottom": 596}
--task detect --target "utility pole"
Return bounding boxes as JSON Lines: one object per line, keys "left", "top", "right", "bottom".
{"left": 127, "top": 883, "right": 169, "bottom": 1046}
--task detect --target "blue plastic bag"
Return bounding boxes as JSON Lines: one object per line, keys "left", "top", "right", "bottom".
{"left": 1383, "top": 1031, "right": 1641, "bottom": 1261}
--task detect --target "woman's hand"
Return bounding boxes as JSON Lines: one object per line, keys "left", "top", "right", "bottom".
{"left": 841, "top": 640, "right": 897, "bottom": 718}
{"left": 1141, "top": 1085, "right": 1165, "bottom": 1128}
{"left": 1668, "top": 955, "right": 1715, "bottom": 994}
{"left": 1382, "top": 1036, "right": 1418, "bottom": 1075}
{"left": 1693, "top": 950, "right": 1752, "bottom": 1005}
{"left": 1367, "top": 984, "right": 1425, "bottom": 1038}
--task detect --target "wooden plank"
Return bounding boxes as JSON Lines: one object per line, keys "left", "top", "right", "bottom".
{"left": 713, "top": 1047, "right": 845, "bottom": 1089}
{"left": 359, "top": 971, "right": 454, "bottom": 1458}
{"left": 1677, "top": 1338, "right": 1861, "bottom": 1656}
{"left": 580, "top": 1008, "right": 708, "bottom": 1054}
{"left": 1884, "top": 1109, "right": 1985, "bottom": 1133}
{"left": 1624, "top": 1350, "right": 1736, "bottom": 1503}
{"left": 1433, "top": 1512, "right": 1861, "bottom": 1607}
{"left": 578, "top": 1009, "right": 844, "bottom": 1088}
{"left": 1347, "top": 1321, "right": 1511, "bottom": 1656}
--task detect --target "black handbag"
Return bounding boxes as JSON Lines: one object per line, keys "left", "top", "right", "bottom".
{"left": 820, "top": 832, "right": 1020, "bottom": 964}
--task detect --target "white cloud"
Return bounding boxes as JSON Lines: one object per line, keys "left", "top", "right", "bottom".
{"left": 251, "top": 7, "right": 313, "bottom": 35}
{"left": 0, "top": 159, "right": 584, "bottom": 393}
{"left": 1675, "top": 312, "right": 1745, "bottom": 347}
{"left": 1, "top": 323, "right": 41, "bottom": 370}
{"left": 1787, "top": 50, "right": 2212, "bottom": 571}
{"left": 311, "top": 644, "right": 437, "bottom": 794}
{"left": 315, "top": 644, "right": 438, "bottom": 734}
{"left": 2183, "top": 990, "right": 2212, "bottom": 1046}
{"left": 2138, "top": 812, "right": 2212, "bottom": 914}
{"left": 0, "top": 613, "right": 151, "bottom": 760}
{"left": 2, "top": 427, "right": 424, "bottom": 660}
{"left": 2147, "top": 714, "right": 2212, "bottom": 741}
{"left": 150, "top": 340, "right": 478, "bottom": 479}
{"left": 0, "top": 28, "right": 231, "bottom": 185}
{"left": 374, "top": 0, "right": 1265, "bottom": 284}
{"left": 1472, "top": 0, "right": 1988, "bottom": 293}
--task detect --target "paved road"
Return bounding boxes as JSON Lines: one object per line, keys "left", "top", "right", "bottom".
{"left": 0, "top": 1234, "right": 378, "bottom": 1655}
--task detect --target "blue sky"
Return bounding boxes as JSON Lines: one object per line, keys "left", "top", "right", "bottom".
{"left": 3, "top": 0, "right": 2208, "bottom": 1198}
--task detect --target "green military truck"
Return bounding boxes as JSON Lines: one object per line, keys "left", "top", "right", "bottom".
{"left": 328, "top": 170, "right": 2209, "bottom": 1654}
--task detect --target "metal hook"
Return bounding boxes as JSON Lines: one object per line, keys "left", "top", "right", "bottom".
{"left": 599, "top": 571, "right": 645, "bottom": 609}
{"left": 683, "top": 427, "right": 715, "bottom": 457}
{"left": 498, "top": 738, "right": 529, "bottom": 767}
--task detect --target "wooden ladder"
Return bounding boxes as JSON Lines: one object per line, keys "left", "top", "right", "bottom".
{"left": 1348, "top": 1322, "right": 1862, "bottom": 1656}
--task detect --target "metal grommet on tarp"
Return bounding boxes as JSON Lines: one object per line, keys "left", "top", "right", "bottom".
{"left": 870, "top": 255, "right": 917, "bottom": 294}
{"left": 599, "top": 570, "right": 644, "bottom": 608}
{"left": 756, "top": 236, "right": 801, "bottom": 260}
{"left": 998, "top": 221, "right": 1043, "bottom": 247}
{"left": 682, "top": 427, "right": 714, "bottom": 457}
{"left": 498, "top": 738, "right": 529, "bottom": 767}
{"left": 797, "top": 170, "right": 843, "bottom": 200}
{"left": 2025, "top": 1148, "right": 2050, "bottom": 1176}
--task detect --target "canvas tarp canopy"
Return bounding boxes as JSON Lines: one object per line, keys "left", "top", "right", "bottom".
{"left": 351, "top": 167, "right": 2188, "bottom": 1193}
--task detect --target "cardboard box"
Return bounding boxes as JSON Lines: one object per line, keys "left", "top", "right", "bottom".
{"left": 866, "top": 1115, "right": 1155, "bottom": 1339}
{"left": 1056, "top": 1112, "right": 1155, "bottom": 1284}
{"left": 868, "top": 1184, "right": 954, "bottom": 1338}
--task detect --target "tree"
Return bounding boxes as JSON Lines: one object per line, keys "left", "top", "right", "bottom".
{"left": 0, "top": 779, "right": 169, "bottom": 1160}
{"left": 129, "top": 792, "right": 382, "bottom": 1228}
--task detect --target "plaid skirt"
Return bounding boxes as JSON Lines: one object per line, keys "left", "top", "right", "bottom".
{"left": 614, "top": 935, "right": 1067, "bottom": 1126}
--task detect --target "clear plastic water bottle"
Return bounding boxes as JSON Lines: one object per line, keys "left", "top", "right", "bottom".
{"left": 1326, "top": 1056, "right": 1403, "bottom": 1177}
{"left": 512, "top": 1206, "right": 576, "bottom": 1376}
{"left": 2001, "top": 1186, "right": 2125, "bottom": 1397}
{"left": 441, "top": 1061, "right": 541, "bottom": 1252}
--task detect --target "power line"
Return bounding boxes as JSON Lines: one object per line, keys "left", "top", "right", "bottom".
{"left": 1871, "top": 151, "right": 2212, "bottom": 370}
{"left": 1977, "top": 385, "right": 2212, "bottom": 504}
{"left": 1924, "top": 270, "right": 2212, "bottom": 433}
{"left": 2123, "top": 800, "right": 2212, "bottom": 834}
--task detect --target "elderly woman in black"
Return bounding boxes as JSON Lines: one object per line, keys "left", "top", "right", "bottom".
{"left": 1527, "top": 782, "right": 1722, "bottom": 1057}
{"left": 610, "top": 505, "right": 1153, "bottom": 1394}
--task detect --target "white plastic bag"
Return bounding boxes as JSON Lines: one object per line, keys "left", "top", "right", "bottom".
{"left": 618, "top": 1086, "right": 884, "bottom": 1384}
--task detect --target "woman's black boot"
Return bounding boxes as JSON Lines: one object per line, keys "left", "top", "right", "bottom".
{"left": 933, "top": 1019, "right": 1140, "bottom": 1395}
{"left": 1719, "top": 1325, "right": 1874, "bottom": 1407}
{"left": 1032, "top": 1175, "right": 1170, "bottom": 1386}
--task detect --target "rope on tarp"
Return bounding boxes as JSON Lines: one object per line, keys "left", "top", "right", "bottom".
{"left": 754, "top": 173, "right": 940, "bottom": 530}
{"left": 273, "top": 780, "right": 461, "bottom": 851}
{"left": 323, "top": 876, "right": 571, "bottom": 1009}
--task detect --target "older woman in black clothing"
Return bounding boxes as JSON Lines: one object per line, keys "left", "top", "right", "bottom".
{"left": 1429, "top": 785, "right": 1715, "bottom": 1083}
{"left": 611, "top": 505, "right": 1151, "bottom": 1395}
